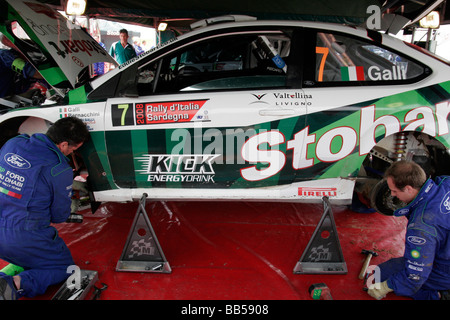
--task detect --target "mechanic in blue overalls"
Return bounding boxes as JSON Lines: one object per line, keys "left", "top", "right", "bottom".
{"left": 367, "top": 160, "right": 450, "bottom": 300}
{"left": 0, "top": 117, "right": 90, "bottom": 300}
{"left": 0, "top": 35, "right": 43, "bottom": 98}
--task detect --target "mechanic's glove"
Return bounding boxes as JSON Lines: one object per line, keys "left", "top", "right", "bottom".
{"left": 367, "top": 280, "right": 393, "bottom": 300}
{"left": 72, "top": 180, "right": 88, "bottom": 194}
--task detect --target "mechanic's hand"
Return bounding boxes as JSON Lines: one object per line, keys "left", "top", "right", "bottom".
{"left": 367, "top": 280, "right": 393, "bottom": 300}
{"left": 73, "top": 180, "right": 88, "bottom": 193}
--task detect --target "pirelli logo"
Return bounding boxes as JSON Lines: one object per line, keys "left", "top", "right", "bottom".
{"left": 298, "top": 187, "right": 337, "bottom": 197}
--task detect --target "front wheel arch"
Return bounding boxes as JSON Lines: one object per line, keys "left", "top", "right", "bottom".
{"left": 0, "top": 116, "right": 52, "bottom": 148}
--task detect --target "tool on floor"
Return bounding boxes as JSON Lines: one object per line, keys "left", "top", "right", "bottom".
{"left": 116, "top": 193, "right": 171, "bottom": 273}
{"left": 52, "top": 269, "right": 99, "bottom": 300}
{"left": 66, "top": 213, "right": 83, "bottom": 223}
{"left": 358, "top": 249, "right": 378, "bottom": 279}
{"left": 309, "top": 283, "right": 333, "bottom": 300}
{"left": 293, "top": 197, "right": 347, "bottom": 274}
{"left": 91, "top": 282, "right": 108, "bottom": 300}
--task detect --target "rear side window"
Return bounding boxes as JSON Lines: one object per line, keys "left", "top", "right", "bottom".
{"left": 314, "top": 32, "right": 426, "bottom": 85}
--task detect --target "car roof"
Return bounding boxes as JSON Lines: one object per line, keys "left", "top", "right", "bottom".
{"left": 91, "top": 18, "right": 437, "bottom": 92}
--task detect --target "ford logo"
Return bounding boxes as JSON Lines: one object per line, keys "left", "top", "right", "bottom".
{"left": 397, "top": 208, "right": 409, "bottom": 215}
{"left": 4, "top": 153, "right": 31, "bottom": 169}
{"left": 407, "top": 236, "right": 426, "bottom": 245}
{"left": 440, "top": 191, "right": 450, "bottom": 214}
{"left": 72, "top": 56, "right": 84, "bottom": 68}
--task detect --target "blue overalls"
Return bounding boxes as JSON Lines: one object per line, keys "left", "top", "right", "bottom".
{"left": 0, "top": 133, "right": 74, "bottom": 298}
{"left": 0, "top": 49, "right": 37, "bottom": 98}
{"left": 378, "top": 176, "right": 450, "bottom": 300}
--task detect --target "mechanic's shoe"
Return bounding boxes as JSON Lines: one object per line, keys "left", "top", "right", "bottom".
{"left": 66, "top": 213, "right": 83, "bottom": 223}
{"left": 0, "top": 263, "right": 24, "bottom": 276}
{"left": 0, "top": 273, "right": 19, "bottom": 300}
{"left": 439, "top": 290, "right": 450, "bottom": 300}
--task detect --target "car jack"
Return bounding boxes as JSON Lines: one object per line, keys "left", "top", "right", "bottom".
{"left": 116, "top": 193, "right": 171, "bottom": 273}
{"left": 293, "top": 197, "right": 347, "bottom": 274}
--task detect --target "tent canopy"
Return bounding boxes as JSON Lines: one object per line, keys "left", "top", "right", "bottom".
{"left": 38, "top": 0, "right": 447, "bottom": 29}
{"left": 39, "top": 0, "right": 383, "bottom": 27}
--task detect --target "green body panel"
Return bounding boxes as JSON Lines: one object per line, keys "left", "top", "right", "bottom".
{"left": 81, "top": 81, "right": 450, "bottom": 192}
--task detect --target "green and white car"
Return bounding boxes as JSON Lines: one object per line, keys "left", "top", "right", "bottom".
{"left": 1, "top": 0, "right": 449, "bottom": 214}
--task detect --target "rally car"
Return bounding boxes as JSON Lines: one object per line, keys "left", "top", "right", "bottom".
{"left": 1, "top": 0, "right": 449, "bottom": 215}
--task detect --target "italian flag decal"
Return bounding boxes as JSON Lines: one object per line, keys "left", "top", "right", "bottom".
{"left": 341, "top": 66, "right": 365, "bottom": 81}
{"left": 0, "top": 186, "right": 22, "bottom": 199}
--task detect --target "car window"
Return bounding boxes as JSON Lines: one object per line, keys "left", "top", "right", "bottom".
{"left": 137, "top": 31, "right": 291, "bottom": 94}
{"left": 314, "top": 32, "right": 426, "bottom": 85}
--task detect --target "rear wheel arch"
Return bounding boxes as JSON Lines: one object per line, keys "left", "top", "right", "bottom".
{"left": 357, "top": 130, "right": 450, "bottom": 214}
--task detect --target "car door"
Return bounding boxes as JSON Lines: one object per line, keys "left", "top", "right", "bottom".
{"left": 102, "top": 26, "right": 309, "bottom": 190}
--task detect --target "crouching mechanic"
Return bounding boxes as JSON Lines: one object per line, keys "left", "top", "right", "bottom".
{"left": 0, "top": 117, "right": 90, "bottom": 300}
{"left": 367, "top": 160, "right": 450, "bottom": 300}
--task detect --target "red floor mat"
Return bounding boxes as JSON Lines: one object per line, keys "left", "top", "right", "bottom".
{"left": 1, "top": 200, "right": 409, "bottom": 300}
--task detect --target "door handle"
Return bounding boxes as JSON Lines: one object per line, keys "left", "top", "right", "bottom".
{"left": 259, "top": 109, "right": 295, "bottom": 116}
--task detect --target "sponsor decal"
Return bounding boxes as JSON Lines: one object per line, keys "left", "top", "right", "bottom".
{"left": 4, "top": 153, "right": 31, "bottom": 169}
{"left": 341, "top": 66, "right": 365, "bottom": 81}
{"left": 240, "top": 101, "right": 450, "bottom": 181}
{"left": 71, "top": 55, "right": 84, "bottom": 67}
{"left": 396, "top": 208, "right": 409, "bottom": 215}
{"left": 58, "top": 107, "right": 100, "bottom": 131}
{"left": 59, "top": 107, "right": 100, "bottom": 118}
{"left": 407, "top": 264, "right": 424, "bottom": 272}
{"left": 135, "top": 154, "right": 220, "bottom": 183}
{"left": 407, "top": 259, "right": 425, "bottom": 280}
{"left": 407, "top": 236, "right": 426, "bottom": 245}
{"left": 410, "top": 249, "right": 421, "bottom": 259}
{"left": 440, "top": 191, "right": 450, "bottom": 214}
{"left": 298, "top": 187, "right": 337, "bottom": 197}
{"left": 0, "top": 186, "right": 22, "bottom": 199}
{"left": 273, "top": 92, "right": 312, "bottom": 107}
{"left": 407, "top": 274, "right": 421, "bottom": 281}
{"left": 112, "top": 100, "right": 208, "bottom": 126}
{"left": 118, "top": 37, "right": 177, "bottom": 70}
{"left": 308, "top": 245, "right": 331, "bottom": 262}
{"left": 424, "top": 183, "right": 433, "bottom": 193}
{"left": 136, "top": 101, "right": 205, "bottom": 125}
{"left": 252, "top": 93, "right": 267, "bottom": 101}
{"left": 51, "top": 39, "right": 107, "bottom": 58}
{"left": 252, "top": 92, "right": 313, "bottom": 107}
{"left": 0, "top": 166, "right": 25, "bottom": 199}
{"left": 367, "top": 65, "right": 407, "bottom": 81}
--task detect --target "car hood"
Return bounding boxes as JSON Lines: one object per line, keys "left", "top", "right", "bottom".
{"left": 0, "top": 0, "right": 117, "bottom": 92}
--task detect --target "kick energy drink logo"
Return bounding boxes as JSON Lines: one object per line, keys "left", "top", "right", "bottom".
{"left": 135, "top": 154, "right": 220, "bottom": 182}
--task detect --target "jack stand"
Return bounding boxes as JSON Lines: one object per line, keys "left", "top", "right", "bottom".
{"left": 116, "top": 193, "right": 171, "bottom": 273}
{"left": 293, "top": 197, "right": 347, "bottom": 274}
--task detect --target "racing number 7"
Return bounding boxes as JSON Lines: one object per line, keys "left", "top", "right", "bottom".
{"left": 118, "top": 104, "right": 129, "bottom": 126}
{"left": 316, "top": 47, "right": 329, "bottom": 82}
{"left": 111, "top": 103, "right": 134, "bottom": 126}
